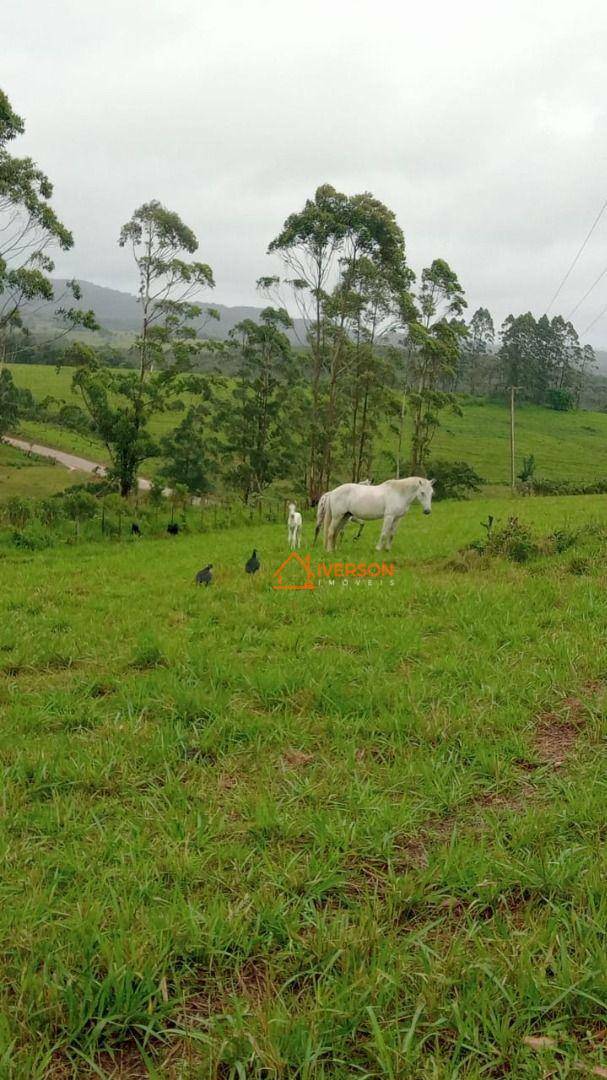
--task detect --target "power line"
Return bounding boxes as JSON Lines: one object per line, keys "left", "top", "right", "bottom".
{"left": 581, "top": 301, "right": 607, "bottom": 337}
{"left": 568, "top": 264, "right": 607, "bottom": 318}
{"left": 546, "top": 196, "right": 607, "bottom": 314}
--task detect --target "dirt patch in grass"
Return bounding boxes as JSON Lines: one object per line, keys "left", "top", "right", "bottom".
{"left": 282, "top": 748, "right": 314, "bottom": 767}
{"left": 47, "top": 1043, "right": 149, "bottom": 1079}
{"left": 533, "top": 719, "right": 579, "bottom": 766}
{"left": 235, "top": 956, "right": 274, "bottom": 1004}
{"left": 392, "top": 833, "right": 429, "bottom": 869}
{"left": 217, "top": 772, "right": 238, "bottom": 791}
{"left": 87, "top": 681, "right": 117, "bottom": 698}
{"left": 533, "top": 695, "right": 587, "bottom": 767}
{"left": 93, "top": 1046, "right": 149, "bottom": 1079}
{"left": 313, "top": 637, "right": 362, "bottom": 654}
{"left": 425, "top": 689, "right": 595, "bottom": 844}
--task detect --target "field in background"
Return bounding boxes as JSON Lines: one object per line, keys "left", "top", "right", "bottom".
{"left": 0, "top": 442, "right": 88, "bottom": 500}
{"left": 2, "top": 494, "right": 607, "bottom": 1076}
{"left": 6, "top": 363, "right": 193, "bottom": 469}
{"left": 7, "top": 363, "right": 607, "bottom": 486}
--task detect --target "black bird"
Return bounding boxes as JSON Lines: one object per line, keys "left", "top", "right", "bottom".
{"left": 245, "top": 549, "right": 260, "bottom": 574}
{"left": 131, "top": 522, "right": 141, "bottom": 536}
{"left": 167, "top": 522, "right": 180, "bottom": 535}
{"left": 195, "top": 564, "right": 213, "bottom": 587}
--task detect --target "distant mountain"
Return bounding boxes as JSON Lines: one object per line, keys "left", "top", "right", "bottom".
{"left": 24, "top": 279, "right": 307, "bottom": 345}
{"left": 23, "top": 280, "right": 607, "bottom": 367}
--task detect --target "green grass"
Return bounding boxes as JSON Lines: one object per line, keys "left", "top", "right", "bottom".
{"left": 10, "top": 421, "right": 110, "bottom": 463}
{"left": 7, "top": 363, "right": 194, "bottom": 452}
{"left": 8, "top": 364, "right": 607, "bottom": 486}
{"left": 0, "top": 443, "right": 88, "bottom": 501}
{"left": 427, "top": 399, "right": 607, "bottom": 483}
{"left": 2, "top": 493, "right": 607, "bottom": 1076}
{"left": 6, "top": 362, "right": 82, "bottom": 404}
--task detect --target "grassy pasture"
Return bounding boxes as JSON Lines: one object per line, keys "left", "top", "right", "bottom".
{"left": 8, "top": 363, "right": 607, "bottom": 485}
{"left": 0, "top": 442, "right": 88, "bottom": 501}
{"left": 2, "top": 494, "right": 607, "bottom": 1076}
{"left": 6, "top": 363, "right": 196, "bottom": 462}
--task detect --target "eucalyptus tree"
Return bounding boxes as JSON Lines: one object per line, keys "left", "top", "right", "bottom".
{"left": 0, "top": 88, "right": 96, "bottom": 353}
{"left": 496, "top": 312, "right": 589, "bottom": 405}
{"left": 72, "top": 201, "right": 216, "bottom": 495}
{"left": 217, "top": 307, "right": 300, "bottom": 502}
{"left": 0, "top": 366, "right": 19, "bottom": 436}
{"left": 458, "top": 307, "right": 495, "bottom": 394}
{"left": 338, "top": 256, "right": 412, "bottom": 480}
{"left": 402, "top": 259, "right": 467, "bottom": 474}
{"left": 263, "top": 183, "right": 412, "bottom": 499}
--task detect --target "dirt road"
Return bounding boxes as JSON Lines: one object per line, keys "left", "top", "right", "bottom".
{"left": 3, "top": 437, "right": 154, "bottom": 491}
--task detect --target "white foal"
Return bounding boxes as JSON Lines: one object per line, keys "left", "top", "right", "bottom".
{"left": 287, "top": 502, "right": 302, "bottom": 548}
{"left": 322, "top": 477, "right": 434, "bottom": 552}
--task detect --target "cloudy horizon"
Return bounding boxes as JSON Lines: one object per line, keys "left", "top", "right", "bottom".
{"left": 4, "top": 0, "right": 607, "bottom": 345}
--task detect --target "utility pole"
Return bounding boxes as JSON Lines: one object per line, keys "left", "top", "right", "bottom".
{"left": 509, "top": 386, "right": 522, "bottom": 491}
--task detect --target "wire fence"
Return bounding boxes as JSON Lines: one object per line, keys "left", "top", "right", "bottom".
{"left": 104, "top": 495, "right": 289, "bottom": 537}
{"left": 0, "top": 492, "right": 294, "bottom": 548}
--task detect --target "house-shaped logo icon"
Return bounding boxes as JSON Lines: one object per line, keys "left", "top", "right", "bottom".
{"left": 272, "top": 551, "right": 316, "bottom": 590}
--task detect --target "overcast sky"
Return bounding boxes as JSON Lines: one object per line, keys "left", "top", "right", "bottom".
{"left": 4, "top": 0, "right": 607, "bottom": 343}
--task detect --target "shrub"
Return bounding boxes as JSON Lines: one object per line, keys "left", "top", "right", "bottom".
{"left": 38, "top": 499, "right": 65, "bottom": 527}
{"left": 527, "top": 477, "right": 607, "bottom": 496}
{"left": 3, "top": 496, "right": 33, "bottom": 528}
{"left": 547, "top": 528, "right": 578, "bottom": 554}
{"left": 58, "top": 490, "right": 98, "bottom": 540}
{"left": 484, "top": 516, "right": 538, "bottom": 562}
{"left": 517, "top": 455, "right": 536, "bottom": 483}
{"left": 131, "top": 636, "right": 167, "bottom": 669}
{"left": 11, "top": 524, "right": 55, "bottom": 551}
{"left": 568, "top": 556, "right": 593, "bottom": 575}
{"left": 546, "top": 388, "right": 575, "bottom": 411}
{"left": 426, "top": 459, "right": 483, "bottom": 501}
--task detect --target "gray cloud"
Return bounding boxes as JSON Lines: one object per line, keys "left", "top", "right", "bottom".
{"left": 4, "top": 0, "right": 607, "bottom": 342}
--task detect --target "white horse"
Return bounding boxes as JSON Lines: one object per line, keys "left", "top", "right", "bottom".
{"left": 287, "top": 502, "right": 302, "bottom": 548}
{"left": 323, "top": 477, "right": 435, "bottom": 552}
{"left": 313, "top": 479, "right": 371, "bottom": 546}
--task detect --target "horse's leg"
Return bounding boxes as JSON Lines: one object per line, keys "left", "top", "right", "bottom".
{"left": 385, "top": 516, "right": 402, "bottom": 551}
{"left": 327, "top": 513, "right": 344, "bottom": 552}
{"left": 377, "top": 514, "right": 394, "bottom": 551}
{"left": 334, "top": 513, "right": 351, "bottom": 548}
{"left": 353, "top": 519, "right": 364, "bottom": 541}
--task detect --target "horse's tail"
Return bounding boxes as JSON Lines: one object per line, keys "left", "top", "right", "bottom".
{"left": 313, "top": 493, "right": 326, "bottom": 546}
{"left": 322, "top": 494, "right": 332, "bottom": 550}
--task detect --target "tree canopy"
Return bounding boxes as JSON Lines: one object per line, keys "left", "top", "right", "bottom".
{"left": 0, "top": 87, "right": 96, "bottom": 348}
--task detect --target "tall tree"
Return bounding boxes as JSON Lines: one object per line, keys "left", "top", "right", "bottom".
{"left": 458, "top": 307, "right": 495, "bottom": 394}
{"left": 264, "top": 183, "right": 412, "bottom": 500}
{"left": 0, "top": 366, "right": 19, "bottom": 436}
{"left": 497, "top": 312, "right": 537, "bottom": 393}
{"left": 496, "top": 312, "right": 589, "bottom": 406}
{"left": 404, "top": 259, "right": 467, "bottom": 473}
{"left": 578, "top": 343, "right": 597, "bottom": 406}
{"left": 159, "top": 397, "right": 218, "bottom": 496}
{"left": 72, "top": 201, "right": 215, "bottom": 495}
{"left": 337, "top": 257, "right": 407, "bottom": 480}
{"left": 217, "top": 308, "right": 299, "bottom": 502}
{"left": 0, "top": 88, "right": 96, "bottom": 353}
